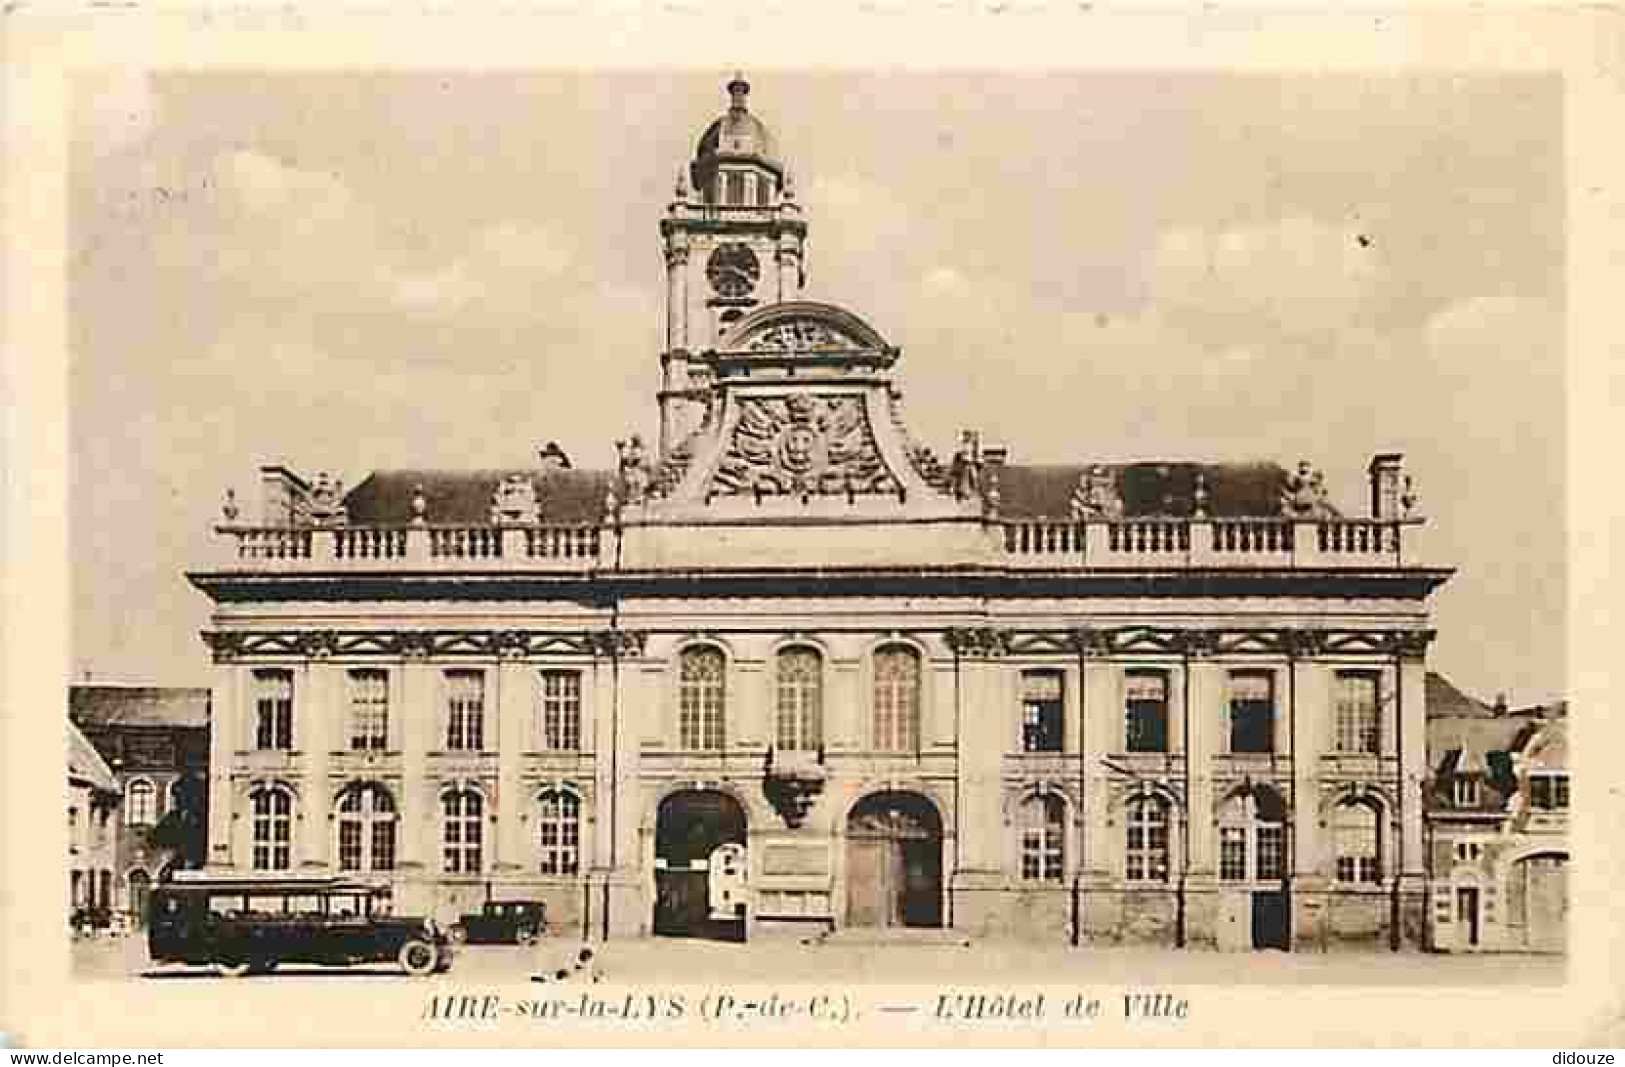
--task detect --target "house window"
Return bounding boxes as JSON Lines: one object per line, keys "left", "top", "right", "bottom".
{"left": 1333, "top": 800, "right": 1382, "bottom": 884}
{"left": 1452, "top": 777, "right": 1480, "bottom": 807}
{"left": 1021, "top": 670, "right": 1064, "bottom": 753}
{"left": 537, "top": 790, "right": 580, "bottom": 876}
{"left": 678, "top": 647, "right": 726, "bottom": 750}
{"left": 1125, "top": 797, "right": 1170, "bottom": 883}
{"left": 441, "top": 789, "right": 483, "bottom": 875}
{"left": 756, "top": 175, "right": 772, "bottom": 206}
{"left": 1454, "top": 841, "right": 1483, "bottom": 863}
{"left": 347, "top": 669, "right": 389, "bottom": 751}
{"left": 725, "top": 171, "right": 745, "bottom": 205}
{"left": 775, "top": 647, "right": 823, "bottom": 753}
{"left": 1530, "top": 773, "right": 1569, "bottom": 811}
{"left": 1020, "top": 794, "right": 1065, "bottom": 882}
{"left": 1334, "top": 672, "right": 1380, "bottom": 754}
{"left": 253, "top": 669, "right": 294, "bottom": 751}
{"left": 1218, "top": 792, "right": 1285, "bottom": 882}
{"left": 1219, "top": 827, "right": 1247, "bottom": 881}
{"left": 444, "top": 670, "right": 486, "bottom": 752}
{"left": 873, "top": 646, "right": 922, "bottom": 752}
{"left": 540, "top": 671, "right": 582, "bottom": 752}
{"left": 336, "top": 782, "right": 396, "bottom": 873}
{"left": 1228, "top": 671, "right": 1275, "bottom": 754}
{"left": 1125, "top": 671, "right": 1170, "bottom": 753}
{"left": 250, "top": 786, "right": 293, "bottom": 872}
{"left": 125, "top": 780, "right": 156, "bottom": 826}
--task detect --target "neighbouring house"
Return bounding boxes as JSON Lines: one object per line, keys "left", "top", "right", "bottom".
{"left": 67, "top": 719, "right": 121, "bottom": 929}
{"left": 1425, "top": 676, "right": 1569, "bottom": 953}
{"left": 70, "top": 685, "right": 211, "bottom": 925}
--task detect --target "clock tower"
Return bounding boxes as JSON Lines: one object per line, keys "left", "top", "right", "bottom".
{"left": 658, "top": 75, "right": 809, "bottom": 458}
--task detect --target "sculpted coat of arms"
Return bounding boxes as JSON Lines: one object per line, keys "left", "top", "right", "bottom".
{"left": 711, "top": 394, "right": 897, "bottom": 496}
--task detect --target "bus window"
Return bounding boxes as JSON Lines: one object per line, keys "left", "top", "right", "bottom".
{"left": 209, "top": 894, "right": 246, "bottom": 918}
{"left": 286, "top": 894, "right": 324, "bottom": 916}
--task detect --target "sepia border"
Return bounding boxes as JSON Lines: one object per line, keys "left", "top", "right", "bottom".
{"left": 3, "top": 1, "right": 1622, "bottom": 1048}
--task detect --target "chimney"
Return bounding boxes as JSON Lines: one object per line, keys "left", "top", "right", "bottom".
{"left": 1367, "top": 452, "right": 1404, "bottom": 520}
{"left": 536, "top": 442, "right": 573, "bottom": 473}
{"left": 259, "top": 465, "right": 312, "bottom": 525}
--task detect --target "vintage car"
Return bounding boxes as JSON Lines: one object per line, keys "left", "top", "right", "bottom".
{"left": 148, "top": 875, "right": 453, "bottom": 977}
{"left": 450, "top": 900, "right": 548, "bottom": 945}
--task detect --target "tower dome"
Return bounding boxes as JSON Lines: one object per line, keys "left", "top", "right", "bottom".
{"left": 690, "top": 75, "right": 785, "bottom": 201}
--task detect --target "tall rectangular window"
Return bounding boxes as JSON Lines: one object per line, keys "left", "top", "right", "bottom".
{"left": 1256, "top": 824, "right": 1286, "bottom": 881}
{"left": 444, "top": 670, "right": 486, "bottom": 752}
{"left": 1125, "top": 671, "right": 1170, "bottom": 753}
{"left": 679, "top": 648, "right": 727, "bottom": 750}
{"left": 1218, "top": 827, "right": 1245, "bottom": 881}
{"left": 1228, "top": 671, "right": 1275, "bottom": 754}
{"left": 1334, "top": 672, "right": 1380, "bottom": 754}
{"left": 253, "top": 669, "right": 294, "bottom": 751}
{"left": 1020, "top": 671, "right": 1064, "bottom": 753}
{"left": 725, "top": 171, "right": 745, "bottom": 206}
{"left": 755, "top": 175, "right": 772, "bottom": 206}
{"left": 348, "top": 669, "right": 389, "bottom": 750}
{"left": 1125, "top": 798, "right": 1170, "bottom": 883}
{"left": 540, "top": 671, "right": 582, "bottom": 752}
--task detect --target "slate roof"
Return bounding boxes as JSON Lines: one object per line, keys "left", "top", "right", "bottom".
{"left": 344, "top": 469, "right": 613, "bottom": 526}
{"left": 342, "top": 460, "right": 1311, "bottom": 524}
{"left": 995, "top": 461, "right": 1316, "bottom": 519}
{"left": 69, "top": 686, "right": 210, "bottom": 730}
{"left": 68, "top": 720, "right": 117, "bottom": 792}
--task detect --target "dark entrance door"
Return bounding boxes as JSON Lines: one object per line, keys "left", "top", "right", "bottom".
{"left": 653, "top": 790, "right": 747, "bottom": 941}
{"left": 1251, "top": 891, "right": 1289, "bottom": 950}
{"left": 1456, "top": 886, "right": 1480, "bottom": 947}
{"left": 846, "top": 792, "right": 943, "bottom": 929}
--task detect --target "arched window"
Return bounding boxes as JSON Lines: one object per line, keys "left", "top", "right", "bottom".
{"left": 678, "top": 647, "right": 726, "bottom": 751}
{"left": 1333, "top": 799, "right": 1381, "bottom": 884}
{"left": 1218, "top": 789, "right": 1287, "bottom": 883}
{"left": 775, "top": 647, "right": 823, "bottom": 753}
{"left": 441, "top": 789, "right": 483, "bottom": 875}
{"left": 537, "top": 790, "right": 581, "bottom": 876}
{"left": 1125, "top": 796, "right": 1170, "bottom": 884}
{"left": 336, "top": 782, "right": 396, "bottom": 873}
{"left": 873, "top": 646, "right": 922, "bottom": 752}
{"left": 126, "top": 780, "right": 156, "bottom": 826}
{"left": 249, "top": 786, "right": 293, "bottom": 871}
{"left": 1020, "top": 794, "right": 1065, "bottom": 882}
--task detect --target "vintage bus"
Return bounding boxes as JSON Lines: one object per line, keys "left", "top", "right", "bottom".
{"left": 148, "top": 874, "right": 454, "bottom": 977}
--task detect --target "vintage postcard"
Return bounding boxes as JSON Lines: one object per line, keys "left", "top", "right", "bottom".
{"left": 3, "top": 3, "right": 1622, "bottom": 1049}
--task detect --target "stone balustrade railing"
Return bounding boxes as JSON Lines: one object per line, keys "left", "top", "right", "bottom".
{"left": 1000, "top": 517, "right": 1421, "bottom": 569}
{"left": 213, "top": 516, "right": 1422, "bottom": 573}
{"left": 216, "top": 523, "right": 608, "bottom": 571}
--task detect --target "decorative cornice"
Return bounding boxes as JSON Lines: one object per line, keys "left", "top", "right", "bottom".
{"left": 589, "top": 629, "right": 649, "bottom": 660}
{"left": 1393, "top": 628, "right": 1437, "bottom": 660}
{"left": 944, "top": 626, "right": 1009, "bottom": 658}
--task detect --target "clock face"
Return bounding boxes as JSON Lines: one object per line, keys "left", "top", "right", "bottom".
{"left": 707, "top": 243, "right": 760, "bottom": 299}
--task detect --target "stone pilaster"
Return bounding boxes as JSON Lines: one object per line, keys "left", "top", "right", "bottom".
{"left": 299, "top": 659, "right": 335, "bottom": 871}
{"left": 1290, "top": 641, "right": 1330, "bottom": 950}
{"left": 399, "top": 652, "right": 434, "bottom": 874}
{"left": 495, "top": 657, "right": 529, "bottom": 872}
{"left": 207, "top": 658, "right": 240, "bottom": 870}
{"left": 1398, "top": 642, "right": 1430, "bottom": 882}
{"left": 946, "top": 627, "right": 1008, "bottom": 935}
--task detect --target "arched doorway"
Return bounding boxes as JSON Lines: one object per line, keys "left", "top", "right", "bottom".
{"left": 1216, "top": 783, "right": 1290, "bottom": 950}
{"left": 1506, "top": 851, "right": 1568, "bottom": 953}
{"left": 654, "top": 789, "right": 748, "bottom": 940}
{"left": 845, "top": 791, "right": 943, "bottom": 929}
{"left": 128, "top": 870, "right": 152, "bottom": 927}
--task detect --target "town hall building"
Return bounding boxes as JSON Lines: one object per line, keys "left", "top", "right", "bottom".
{"left": 190, "top": 77, "right": 1452, "bottom": 950}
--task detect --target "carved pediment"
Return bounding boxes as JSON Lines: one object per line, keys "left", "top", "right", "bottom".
{"left": 708, "top": 394, "right": 902, "bottom": 498}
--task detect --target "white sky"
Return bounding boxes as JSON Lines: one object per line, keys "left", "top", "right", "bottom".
{"left": 68, "top": 70, "right": 1564, "bottom": 705}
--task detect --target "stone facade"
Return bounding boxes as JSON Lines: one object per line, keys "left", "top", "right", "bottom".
{"left": 190, "top": 78, "right": 1452, "bottom": 950}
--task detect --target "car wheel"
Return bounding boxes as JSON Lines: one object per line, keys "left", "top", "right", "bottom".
{"left": 398, "top": 939, "right": 439, "bottom": 977}
{"left": 217, "top": 958, "right": 253, "bottom": 979}
{"left": 516, "top": 926, "right": 539, "bottom": 947}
